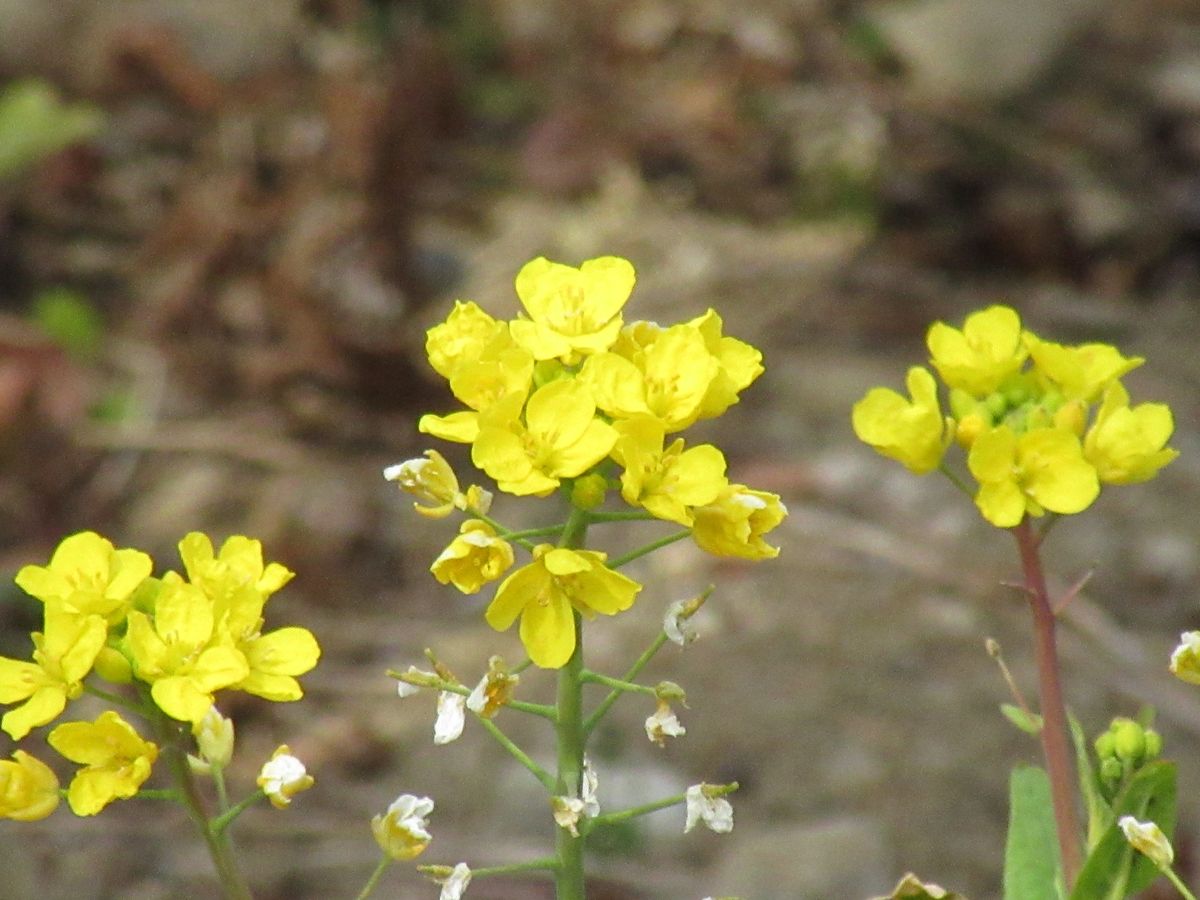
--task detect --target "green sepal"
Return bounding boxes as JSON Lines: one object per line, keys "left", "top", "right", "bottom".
{"left": 1004, "top": 765, "right": 1062, "bottom": 900}
{"left": 1001, "top": 703, "right": 1043, "bottom": 735}
{"left": 1069, "top": 761, "right": 1177, "bottom": 900}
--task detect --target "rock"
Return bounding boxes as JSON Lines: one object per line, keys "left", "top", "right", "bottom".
{"left": 867, "top": 0, "right": 1110, "bottom": 101}
{"left": 1153, "top": 55, "right": 1200, "bottom": 116}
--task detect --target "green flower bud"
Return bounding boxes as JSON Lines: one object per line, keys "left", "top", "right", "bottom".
{"left": 570, "top": 474, "right": 608, "bottom": 510}
{"left": 949, "top": 388, "right": 979, "bottom": 420}
{"left": 1143, "top": 729, "right": 1163, "bottom": 760}
{"left": 1094, "top": 730, "right": 1117, "bottom": 761}
{"left": 1100, "top": 757, "right": 1124, "bottom": 783}
{"left": 1113, "top": 718, "right": 1145, "bottom": 762}
{"left": 985, "top": 392, "right": 1008, "bottom": 418}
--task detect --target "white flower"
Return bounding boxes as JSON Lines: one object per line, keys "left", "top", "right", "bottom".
{"left": 581, "top": 757, "right": 600, "bottom": 818}
{"left": 1119, "top": 815, "right": 1174, "bottom": 869}
{"left": 1169, "top": 631, "right": 1200, "bottom": 683}
{"left": 465, "top": 656, "right": 519, "bottom": 718}
{"left": 257, "top": 745, "right": 315, "bottom": 808}
{"left": 372, "top": 793, "right": 434, "bottom": 860}
{"left": 434, "top": 691, "right": 466, "bottom": 745}
{"left": 685, "top": 784, "right": 733, "bottom": 834}
{"left": 437, "top": 862, "right": 472, "bottom": 900}
{"left": 552, "top": 795, "right": 586, "bottom": 837}
{"left": 645, "top": 701, "right": 686, "bottom": 746}
{"left": 663, "top": 597, "right": 698, "bottom": 646}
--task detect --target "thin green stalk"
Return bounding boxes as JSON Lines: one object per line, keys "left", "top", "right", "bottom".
{"left": 579, "top": 670, "right": 655, "bottom": 696}
{"left": 82, "top": 683, "right": 145, "bottom": 715}
{"left": 420, "top": 857, "right": 558, "bottom": 880}
{"left": 588, "top": 781, "right": 739, "bottom": 832}
{"left": 355, "top": 854, "right": 393, "bottom": 900}
{"left": 1163, "top": 866, "right": 1199, "bottom": 900}
{"left": 475, "top": 715, "right": 555, "bottom": 790}
{"left": 584, "top": 632, "right": 668, "bottom": 737}
{"left": 608, "top": 529, "right": 691, "bottom": 570}
{"left": 211, "top": 789, "right": 266, "bottom": 837}
{"left": 938, "top": 462, "right": 974, "bottom": 498}
{"left": 391, "top": 674, "right": 556, "bottom": 720}
{"left": 584, "top": 510, "right": 657, "bottom": 523}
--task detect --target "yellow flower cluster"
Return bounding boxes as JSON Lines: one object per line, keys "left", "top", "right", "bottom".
{"left": 392, "top": 255, "right": 787, "bottom": 667}
{"left": 0, "top": 531, "right": 320, "bottom": 819}
{"left": 853, "top": 305, "right": 1178, "bottom": 527}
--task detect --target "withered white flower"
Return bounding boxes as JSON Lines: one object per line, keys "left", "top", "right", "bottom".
{"left": 434, "top": 691, "right": 466, "bottom": 745}
{"left": 685, "top": 783, "right": 733, "bottom": 834}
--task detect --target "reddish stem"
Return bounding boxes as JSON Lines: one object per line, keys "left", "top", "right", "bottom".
{"left": 1013, "top": 518, "right": 1082, "bottom": 886}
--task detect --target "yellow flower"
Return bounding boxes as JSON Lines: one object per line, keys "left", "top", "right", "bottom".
{"left": 1170, "top": 632, "right": 1200, "bottom": 684}
{"left": 580, "top": 324, "right": 720, "bottom": 432}
{"left": 927, "top": 305, "right": 1027, "bottom": 397}
{"left": 384, "top": 450, "right": 493, "bottom": 518}
{"left": 0, "top": 750, "right": 60, "bottom": 821}
{"left": 691, "top": 485, "right": 787, "bottom": 560}
{"left": 968, "top": 425, "right": 1099, "bottom": 527}
{"left": 509, "top": 256, "right": 636, "bottom": 362}
{"left": 178, "top": 532, "right": 294, "bottom": 622}
{"left": 191, "top": 706, "right": 235, "bottom": 770}
{"left": 48, "top": 711, "right": 157, "bottom": 816}
{"left": 471, "top": 379, "right": 618, "bottom": 496}
{"left": 234, "top": 624, "right": 321, "bottom": 703}
{"left": 486, "top": 546, "right": 642, "bottom": 668}
{"left": 425, "top": 300, "right": 510, "bottom": 380}
{"left": 257, "top": 744, "right": 314, "bottom": 809}
{"left": 687, "top": 309, "right": 764, "bottom": 420}
{"left": 419, "top": 340, "right": 534, "bottom": 444}
{"left": 852, "top": 366, "right": 952, "bottom": 474}
{"left": 612, "top": 416, "right": 728, "bottom": 525}
{"left": 1083, "top": 382, "right": 1178, "bottom": 485}
{"left": 15, "top": 531, "right": 152, "bottom": 624}
{"left": 431, "top": 520, "right": 515, "bottom": 594}
{"left": 1025, "top": 333, "right": 1142, "bottom": 402}
{"left": 125, "top": 574, "right": 249, "bottom": 723}
{"left": 372, "top": 793, "right": 434, "bottom": 860}
{"left": 0, "top": 605, "right": 107, "bottom": 740}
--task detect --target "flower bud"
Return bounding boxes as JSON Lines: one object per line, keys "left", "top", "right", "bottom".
{"left": 1094, "top": 730, "right": 1116, "bottom": 761}
{"left": 257, "top": 745, "right": 314, "bottom": 808}
{"left": 1112, "top": 718, "right": 1145, "bottom": 762}
{"left": 372, "top": 794, "right": 434, "bottom": 860}
{"left": 1143, "top": 728, "right": 1163, "bottom": 760}
{"left": 193, "top": 706, "right": 234, "bottom": 769}
{"left": 1053, "top": 399, "right": 1087, "bottom": 436}
{"left": 1100, "top": 757, "right": 1124, "bottom": 784}
{"left": 570, "top": 474, "right": 608, "bottom": 510}
{"left": 955, "top": 412, "right": 988, "bottom": 448}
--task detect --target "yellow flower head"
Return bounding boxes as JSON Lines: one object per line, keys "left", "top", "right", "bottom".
{"left": 852, "top": 366, "right": 952, "bottom": 474}
{"left": 687, "top": 309, "right": 764, "bottom": 420}
{"left": 486, "top": 546, "right": 642, "bottom": 668}
{"left": 0, "top": 750, "right": 60, "bottom": 821}
{"left": 509, "top": 256, "right": 636, "bottom": 362}
{"left": 471, "top": 379, "right": 618, "bottom": 496}
{"left": 178, "top": 532, "right": 294, "bottom": 634}
{"left": 425, "top": 300, "right": 509, "bottom": 380}
{"left": 125, "top": 573, "right": 250, "bottom": 723}
{"left": 15, "top": 531, "right": 152, "bottom": 624}
{"left": 927, "top": 305, "right": 1027, "bottom": 397}
{"left": 419, "top": 340, "right": 535, "bottom": 445}
{"left": 372, "top": 793, "right": 434, "bottom": 860}
{"left": 691, "top": 485, "right": 787, "bottom": 561}
{"left": 257, "top": 744, "right": 314, "bottom": 809}
{"left": 1025, "top": 333, "right": 1142, "bottom": 402}
{"left": 0, "top": 605, "right": 107, "bottom": 740}
{"left": 612, "top": 416, "right": 728, "bottom": 525}
{"left": 431, "top": 519, "right": 515, "bottom": 594}
{"left": 968, "top": 425, "right": 1099, "bottom": 527}
{"left": 48, "top": 710, "right": 157, "bottom": 816}
{"left": 1083, "top": 382, "right": 1178, "bottom": 485}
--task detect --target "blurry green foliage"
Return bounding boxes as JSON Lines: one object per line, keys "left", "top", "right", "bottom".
{"left": 30, "top": 287, "right": 105, "bottom": 361}
{"left": 0, "top": 79, "right": 104, "bottom": 180}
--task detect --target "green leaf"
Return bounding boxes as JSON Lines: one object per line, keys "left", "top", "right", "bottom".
{"left": 1005, "top": 766, "right": 1062, "bottom": 900}
{"left": 1002, "top": 703, "right": 1044, "bottom": 735}
{"left": 0, "top": 79, "right": 104, "bottom": 179}
{"left": 1070, "top": 761, "right": 1177, "bottom": 900}
{"left": 31, "top": 288, "right": 104, "bottom": 360}
{"left": 1068, "top": 713, "right": 1113, "bottom": 850}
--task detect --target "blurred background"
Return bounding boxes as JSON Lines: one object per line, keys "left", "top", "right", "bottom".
{"left": 1, "top": 0, "right": 1199, "bottom": 897}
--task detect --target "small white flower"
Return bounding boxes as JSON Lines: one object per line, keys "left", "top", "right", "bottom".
{"left": 396, "top": 664, "right": 436, "bottom": 697}
{"left": 1169, "top": 631, "right": 1200, "bottom": 683}
{"left": 685, "top": 784, "right": 733, "bottom": 834}
{"left": 581, "top": 757, "right": 600, "bottom": 818}
{"left": 434, "top": 691, "right": 466, "bottom": 745}
{"left": 645, "top": 701, "right": 686, "bottom": 746}
{"left": 552, "top": 795, "right": 587, "bottom": 837}
{"left": 437, "top": 862, "right": 472, "bottom": 900}
{"left": 372, "top": 793, "right": 434, "bottom": 860}
{"left": 663, "top": 597, "right": 698, "bottom": 646}
{"left": 1119, "top": 815, "right": 1174, "bottom": 869}
{"left": 257, "top": 745, "right": 315, "bottom": 808}
{"left": 398, "top": 680, "right": 420, "bottom": 698}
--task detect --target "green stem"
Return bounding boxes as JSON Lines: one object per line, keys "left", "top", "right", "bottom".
{"left": 584, "top": 510, "right": 657, "bottom": 522}
{"left": 554, "top": 504, "right": 590, "bottom": 900}
{"left": 584, "top": 632, "right": 668, "bottom": 737}
{"left": 354, "top": 854, "right": 393, "bottom": 900}
{"left": 505, "top": 525, "right": 567, "bottom": 540}
{"left": 938, "top": 462, "right": 974, "bottom": 498}
{"left": 390, "top": 673, "right": 557, "bottom": 720}
{"left": 1163, "top": 866, "right": 1199, "bottom": 900}
{"left": 475, "top": 716, "right": 555, "bottom": 790}
{"left": 587, "top": 782, "right": 739, "bottom": 832}
{"left": 82, "top": 683, "right": 146, "bottom": 715}
{"left": 579, "top": 670, "right": 656, "bottom": 696}
{"left": 211, "top": 789, "right": 266, "bottom": 837}
{"left": 470, "top": 511, "right": 540, "bottom": 551}
{"left": 608, "top": 530, "right": 691, "bottom": 570}
{"left": 420, "top": 857, "right": 558, "bottom": 879}
{"left": 151, "top": 710, "right": 252, "bottom": 899}
{"left": 135, "top": 788, "right": 183, "bottom": 801}
{"left": 1013, "top": 518, "right": 1082, "bottom": 887}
